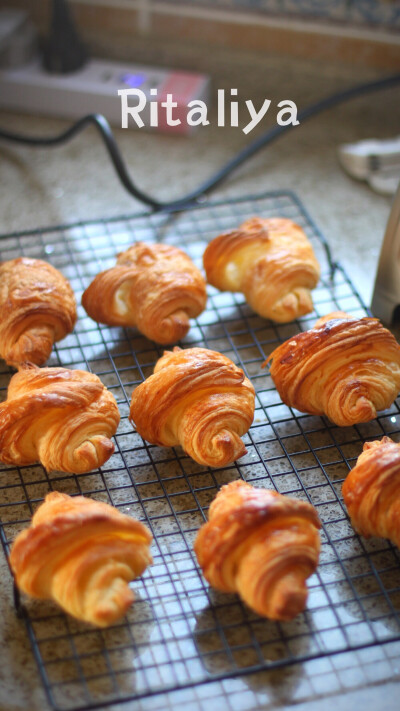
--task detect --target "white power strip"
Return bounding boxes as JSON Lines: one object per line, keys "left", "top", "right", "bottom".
{"left": 0, "top": 57, "right": 210, "bottom": 135}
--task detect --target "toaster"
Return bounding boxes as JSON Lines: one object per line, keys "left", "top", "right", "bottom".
{"left": 371, "top": 181, "right": 400, "bottom": 324}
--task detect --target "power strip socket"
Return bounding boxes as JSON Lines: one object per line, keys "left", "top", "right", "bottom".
{"left": 0, "top": 57, "right": 210, "bottom": 135}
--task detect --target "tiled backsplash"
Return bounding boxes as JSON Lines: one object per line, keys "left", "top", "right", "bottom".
{"left": 1, "top": 0, "right": 399, "bottom": 69}
{"left": 159, "top": 0, "right": 400, "bottom": 29}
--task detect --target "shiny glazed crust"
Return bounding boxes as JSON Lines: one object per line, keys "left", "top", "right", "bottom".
{"left": 130, "top": 347, "right": 255, "bottom": 467}
{"left": 0, "top": 257, "right": 77, "bottom": 367}
{"left": 267, "top": 314, "right": 400, "bottom": 426}
{"left": 81, "top": 242, "right": 207, "bottom": 344}
{"left": 10, "top": 492, "right": 153, "bottom": 627}
{"left": 194, "top": 480, "right": 321, "bottom": 620}
{"left": 342, "top": 437, "right": 400, "bottom": 547}
{"left": 203, "top": 217, "right": 320, "bottom": 323}
{"left": 0, "top": 365, "right": 120, "bottom": 473}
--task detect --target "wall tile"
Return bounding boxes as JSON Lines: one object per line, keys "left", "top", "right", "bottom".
{"left": 158, "top": 0, "right": 400, "bottom": 29}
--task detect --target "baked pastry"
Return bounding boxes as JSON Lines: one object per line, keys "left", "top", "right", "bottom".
{"left": 194, "top": 480, "right": 321, "bottom": 620}
{"left": 81, "top": 242, "right": 207, "bottom": 344}
{"left": 203, "top": 217, "right": 320, "bottom": 323}
{"left": 10, "top": 491, "right": 152, "bottom": 627}
{"left": 342, "top": 437, "right": 400, "bottom": 547}
{"left": 130, "top": 347, "right": 255, "bottom": 467}
{"left": 0, "top": 257, "right": 77, "bottom": 367}
{"left": 266, "top": 312, "right": 400, "bottom": 427}
{"left": 0, "top": 365, "right": 120, "bottom": 473}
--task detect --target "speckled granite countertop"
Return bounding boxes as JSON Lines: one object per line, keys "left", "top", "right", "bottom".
{"left": 0, "top": 42, "right": 399, "bottom": 711}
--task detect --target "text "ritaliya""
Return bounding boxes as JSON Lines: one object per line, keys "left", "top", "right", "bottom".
{"left": 118, "top": 88, "right": 300, "bottom": 134}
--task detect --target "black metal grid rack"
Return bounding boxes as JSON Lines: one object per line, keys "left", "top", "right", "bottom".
{"left": 1, "top": 190, "right": 400, "bottom": 711}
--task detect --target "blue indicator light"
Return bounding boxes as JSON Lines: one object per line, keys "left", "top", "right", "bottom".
{"left": 120, "top": 73, "right": 146, "bottom": 88}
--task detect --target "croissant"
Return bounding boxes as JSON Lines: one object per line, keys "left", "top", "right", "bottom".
{"left": 81, "top": 242, "right": 207, "bottom": 344}
{"left": 0, "top": 365, "right": 120, "bottom": 473}
{"left": 0, "top": 257, "right": 77, "bottom": 367}
{"left": 194, "top": 480, "right": 321, "bottom": 620}
{"left": 130, "top": 346, "right": 255, "bottom": 467}
{"left": 267, "top": 312, "right": 400, "bottom": 427}
{"left": 203, "top": 217, "right": 320, "bottom": 323}
{"left": 342, "top": 437, "right": 400, "bottom": 547}
{"left": 10, "top": 491, "right": 153, "bottom": 627}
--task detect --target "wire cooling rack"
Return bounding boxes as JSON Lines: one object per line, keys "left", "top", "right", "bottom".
{"left": 1, "top": 190, "right": 400, "bottom": 711}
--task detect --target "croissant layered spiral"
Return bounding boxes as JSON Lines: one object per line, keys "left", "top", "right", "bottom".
{"left": 342, "top": 437, "right": 400, "bottom": 547}
{"left": 0, "top": 365, "right": 120, "bottom": 473}
{"left": 82, "top": 242, "right": 207, "bottom": 344}
{"left": 10, "top": 492, "right": 153, "bottom": 627}
{"left": 194, "top": 481, "right": 321, "bottom": 620}
{"left": 130, "top": 347, "right": 255, "bottom": 467}
{"left": 0, "top": 257, "right": 77, "bottom": 367}
{"left": 203, "top": 217, "right": 320, "bottom": 323}
{"left": 267, "top": 313, "right": 400, "bottom": 427}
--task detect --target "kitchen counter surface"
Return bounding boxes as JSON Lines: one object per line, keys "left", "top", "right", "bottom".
{"left": 0, "top": 40, "right": 399, "bottom": 711}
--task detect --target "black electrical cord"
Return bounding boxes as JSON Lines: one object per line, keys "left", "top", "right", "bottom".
{"left": 0, "top": 73, "right": 398, "bottom": 212}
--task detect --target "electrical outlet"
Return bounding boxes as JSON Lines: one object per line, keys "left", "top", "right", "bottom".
{"left": 0, "top": 57, "right": 210, "bottom": 135}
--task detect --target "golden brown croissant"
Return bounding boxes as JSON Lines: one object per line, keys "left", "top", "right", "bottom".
{"left": 81, "top": 242, "right": 207, "bottom": 344}
{"left": 203, "top": 217, "right": 320, "bottom": 323}
{"left": 342, "top": 437, "right": 400, "bottom": 547}
{"left": 194, "top": 480, "right": 321, "bottom": 620}
{"left": 10, "top": 491, "right": 153, "bottom": 627}
{"left": 0, "top": 365, "right": 120, "bottom": 473}
{"left": 0, "top": 257, "right": 77, "bottom": 367}
{"left": 130, "top": 347, "right": 255, "bottom": 467}
{"left": 267, "top": 312, "right": 400, "bottom": 427}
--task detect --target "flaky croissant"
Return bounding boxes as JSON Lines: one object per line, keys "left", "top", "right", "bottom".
{"left": 130, "top": 347, "right": 255, "bottom": 467}
{"left": 0, "top": 365, "right": 120, "bottom": 473}
{"left": 0, "top": 257, "right": 77, "bottom": 367}
{"left": 82, "top": 242, "right": 207, "bottom": 344}
{"left": 203, "top": 217, "right": 320, "bottom": 323}
{"left": 343, "top": 437, "right": 400, "bottom": 548}
{"left": 267, "top": 312, "right": 400, "bottom": 427}
{"left": 194, "top": 480, "right": 321, "bottom": 620}
{"left": 10, "top": 492, "right": 153, "bottom": 627}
